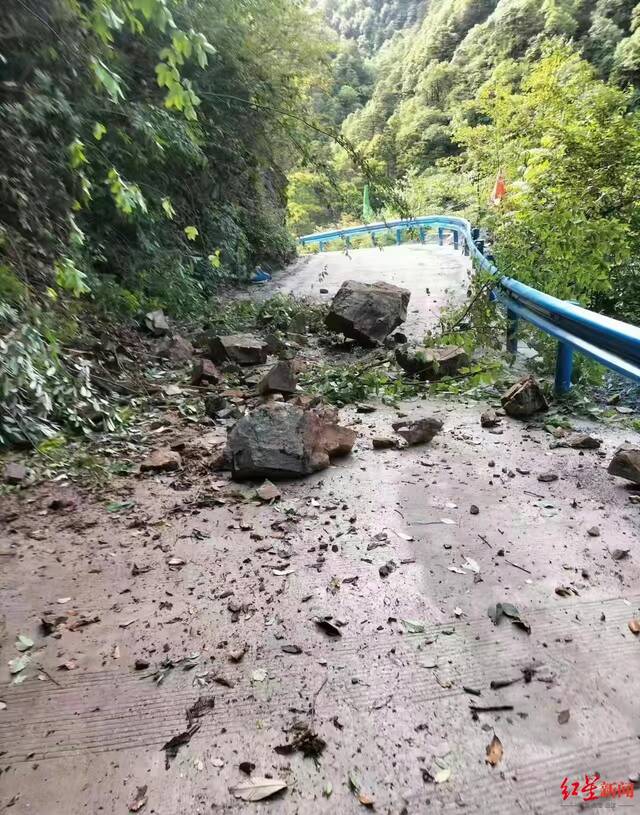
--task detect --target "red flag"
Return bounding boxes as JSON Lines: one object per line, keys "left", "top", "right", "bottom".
{"left": 491, "top": 171, "right": 506, "bottom": 204}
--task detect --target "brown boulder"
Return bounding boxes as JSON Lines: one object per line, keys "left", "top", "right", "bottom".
{"left": 157, "top": 335, "right": 194, "bottom": 361}
{"left": 191, "top": 358, "right": 221, "bottom": 386}
{"left": 501, "top": 376, "right": 548, "bottom": 418}
{"left": 608, "top": 446, "right": 640, "bottom": 483}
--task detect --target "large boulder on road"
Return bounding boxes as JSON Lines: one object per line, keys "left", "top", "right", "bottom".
{"left": 226, "top": 401, "right": 356, "bottom": 480}
{"left": 207, "top": 334, "right": 269, "bottom": 366}
{"left": 325, "top": 280, "right": 410, "bottom": 346}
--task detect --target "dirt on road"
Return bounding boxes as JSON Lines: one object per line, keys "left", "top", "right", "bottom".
{"left": 2, "top": 244, "right": 640, "bottom": 814}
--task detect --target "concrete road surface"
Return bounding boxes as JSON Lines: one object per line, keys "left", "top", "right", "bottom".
{"left": 1, "top": 243, "right": 640, "bottom": 814}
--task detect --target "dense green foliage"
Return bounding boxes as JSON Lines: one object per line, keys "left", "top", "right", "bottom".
{"left": 311, "top": 0, "right": 426, "bottom": 53}
{"left": 299, "top": 0, "right": 640, "bottom": 316}
{"left": 0, "top": 0, "right": 328, "bottom": 316}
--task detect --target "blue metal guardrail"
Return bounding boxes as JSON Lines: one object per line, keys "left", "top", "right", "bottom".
{"left": 298, "top": 216, "right": 640, "bottom": 395}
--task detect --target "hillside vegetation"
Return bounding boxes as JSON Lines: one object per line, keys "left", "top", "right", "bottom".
{"left": 296, "top": 0, "right": 640, "bottom": 318}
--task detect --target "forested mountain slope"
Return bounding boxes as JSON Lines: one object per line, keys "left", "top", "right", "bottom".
{"left": 311, "top": 0, "right": 427, "bottom": 52}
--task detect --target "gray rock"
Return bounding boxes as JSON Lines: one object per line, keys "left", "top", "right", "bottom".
{"left": 608, "top": 445, "right": 640, "bottom": 483}
{"left": 372, "top": 437, "right": 398, "bottom": 450}
{"left": 556, "top": 433, "right": 601, "bottom": 450}
{"left": 191, "top": 358, "right": 221, "bottom": 386}
{"left": 501, "top": 376, "right": 548, "bottom": 418}
{"left": 157, "top": 334, "right": 194, "bottom": 361}
{"left": 145, "top": 309, "right": 170, "bottom": 336}
{"left": 257, "top": 360, "right": 296, "bottom": 395}
{"left": 4, "top": 462, "right": 27, "bottom": 485}
{"left": 392, "top": 417, "right": 443, "bottom": 446}
{"left": 480, "top": 408, "right": 500, "bottom": 428}
{"left": 326, "top": 280, "right": 410, "bottom": 346}
{"left": 396, "top": 345, "right": 469, "bottom": 380}
{"left": 208, "top": 334, "right": 268, "bottom": 366}
{"left": 226, "top": 401, "right": 356, "bottom": 480}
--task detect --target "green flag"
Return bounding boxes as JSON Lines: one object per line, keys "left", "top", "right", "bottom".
{"left": 362, "top": 184, "right": 374, "bottom": 223}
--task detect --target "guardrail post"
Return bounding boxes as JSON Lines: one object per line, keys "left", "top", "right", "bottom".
{"left": 370, "top": 232, "right": 376, "bottom": 247}
{"left": 438, "top": 227, "right": 444, "bottom": 247}
{"left": 419, "top": 227, "right": 426, "bottom": 243}
{"left": 506, "top": 309, "right": 518, "bottom": 354}
{"left": 319, "top": 241, "right": 325, "bottom": 253}
{"left": 396, "top": 228, "right": 402, "bottom": 245}
{"left": 345, "top": 236, "right": 351, "bottom": 250}
{"left": 555, "top": 342, "right": 573, "bottom": 395}
{"left": 453, "top": 230, "right": 459, "bottom": 250}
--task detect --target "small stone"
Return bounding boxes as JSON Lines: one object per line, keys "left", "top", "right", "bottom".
{"left": 157, "top": 334, "right": 194, "bottom": 361}
{"left": 480, "top": 408, "right": 500, "bottom": 428}
{"left": 392, "top": 417, "right": 443, "bottom": 446}
{"left": 470, "top": 505, "right": 479, "bottom": 515}
{"left": 256, "top": 480, "right": 281, "bottom": 502}
{"left": 501, "top": 376, "right": 548, "bottom": 418}
{"left": 144, "top": 309, "right": 170, "bottom": 336}
{"left": 379, "top": 560, "right": 397, "bottom": 578}
{"left": 396, "top": 345, "right": 468, "bottom": 380}
{"left": 3, "top": 462, "right": 27, "bottom": 485}
{"left": 587, "top": 526, "right": 600, "bottom": 537}
{"left": 207, "top": 334, "right": 269, "bottom": 366}
{"left": 537, "top": 472, "right": 558, "bottom": 483}
{"left": 140, "top": 448, "right": 182, "bottom": 473}
{"left": 191, "top": 358, "right": 221, "bottom": 386}
{"left": 372, "top": 437, "right": 397, "bottom": 450}
{"left": 257, "top": 360, "right": 296, "bottom": 395}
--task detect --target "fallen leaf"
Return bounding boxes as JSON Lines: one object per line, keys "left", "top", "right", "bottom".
{"left": 448, "top": 566, "right": 465, "bottom": 575}
{"left": 462, "top": 557, "right": 480, "bottom": 574}
{"left": 611, "top": 549, "right": 630, "bottom": 561}
{"left": 57, "top": 597, "right": 71, "bottom": 604}
{"left": 323, "top": 782, "right": 333, "bottom": 797}
{"left": 230, "top": 777, "right": 287, "bottom": 802}
{"left": 314, "top": 618, "right": 342, "bottom": 637}
{"left": 440, "top": 518, "right": 456, "bottom": 525}
{"left": 393, "top": 529, "right": 414, "bottom": 541}
{"left": 186, "top": 695, "right": 215, "bottom": 726}
{"left": 107, "top": 500, "right": 135, "bottom": 513}
{"left": 557, "top": 709, "right": 570, "bottom": 724}
{"left": 162, "top": 724, "right": 200, "bottom": 769}
{"left": 0, "top": 701, "right": 6, "bottom": 711}
{"left": 434, "top": 767, "right": 451, "bottom": 783}
{"left": 15, "top": 635, "right": 34, "bottom": 652}
{"left": 555, "top": 586, "right": 578, "bottom": 597}
{"left": 128, "top": 785, "right": 148, "bottom": 813}
{"left": 485, "top": 733, "right": 503, "bottom": 766}
{"left": 402, "top": 619, "right": 425, "bottom": 634}
{"left": 272, "top": 566, "right": 296, "bottom": 576}
{"left": 8, "top": 655, "right": 30, "bottom": 675}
